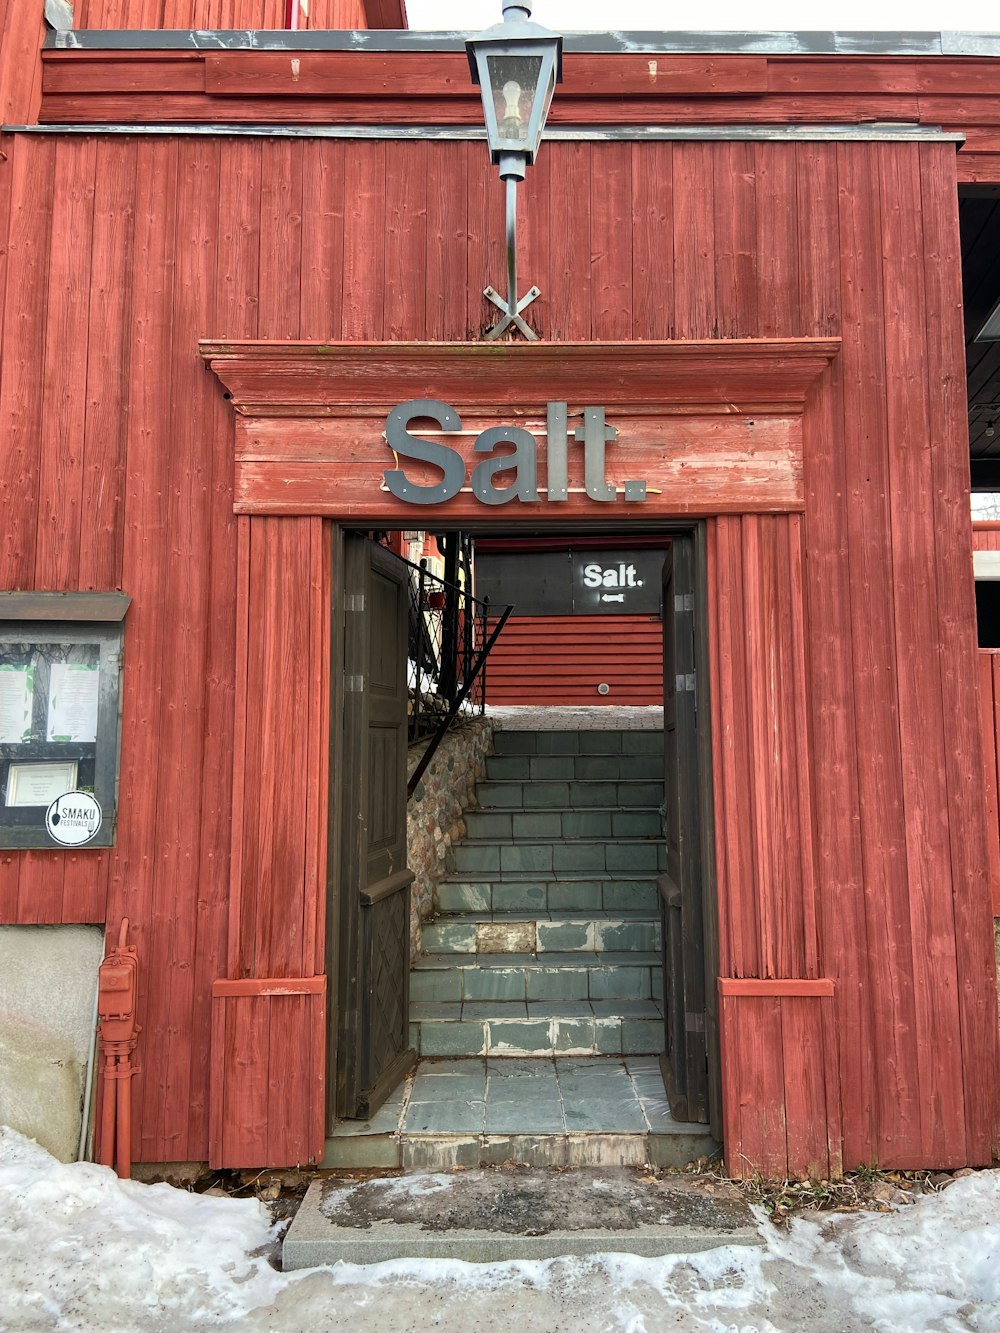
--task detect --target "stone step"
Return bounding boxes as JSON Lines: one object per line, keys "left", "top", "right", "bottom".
{"left": 314, "top": 1058, "right": 720, "bottom": 1174}
{"left": 409, "top": 999, "right": 664, "bottom": 1058}
{"left": 437, "top": 877, "right": 659, "bottom": 914}
{"left": 492, "top": 729, "right": 664, "bottom": 756}
{"left": 476, "top": 779, "right": 662, "bottom": 810}
{"left": 486, "top": 753, "right": 663, "bottom": 782}
{"left": 285, "top": 1159, "right": 751, "bottom": 1263}
{"left": 464, "top": 808, "right": 661, "bottom": 840}
{"left": 421, "top": 910, "right": 661, "bottom": 956}
{"left": 452, "top": 837, "right": 665, "bottom": 876}
{"left": 411, "top": 951, "right": 663, "bottom": 1004}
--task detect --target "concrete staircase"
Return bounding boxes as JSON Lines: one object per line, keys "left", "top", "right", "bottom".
{"left": 410, "top": 729, "right": 666, "bottom": 1059}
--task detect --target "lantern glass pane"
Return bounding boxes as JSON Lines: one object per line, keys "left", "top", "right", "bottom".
{"left": 486, "top": 53, "right": 543, "bottom": 146}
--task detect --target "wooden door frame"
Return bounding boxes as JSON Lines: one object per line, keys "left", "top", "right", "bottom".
{"left": 658, "top": 521, "right": 722, "bottom": 1136}
{"left": 202, "top": 338, "right": 838, "bottom": 1170}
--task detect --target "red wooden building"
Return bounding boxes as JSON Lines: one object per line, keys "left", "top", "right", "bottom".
{"left": 2, "top": 2, "right": 1000, "bottom": 1181}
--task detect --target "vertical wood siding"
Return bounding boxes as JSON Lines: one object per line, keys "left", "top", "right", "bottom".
{"left": 72, "top": 1, "right": 369, "bottom": 28}
{"left": 0, "top": 0, "right": 45, "bottom": 124}
{"left": 0, "top": 132, "right": 996, "bottom": 1168}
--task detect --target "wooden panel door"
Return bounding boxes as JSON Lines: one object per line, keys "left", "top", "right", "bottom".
{"left": 659, "top": 535, "right": 709, "bottom": 1124}
{"left": 335, "top": 535, "right": 416, "bottom": 1120}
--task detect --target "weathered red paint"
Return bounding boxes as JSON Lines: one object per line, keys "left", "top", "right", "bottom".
{"left": 1, "top": 12, "right": 999, "bottom": 1178}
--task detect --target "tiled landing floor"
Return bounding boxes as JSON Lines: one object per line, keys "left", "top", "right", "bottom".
{"left": 330, "top": 1057, "right": 682, "bottom": 1141}
{"left": 323, "top": 1057, "right": 718, "bottom": 1169}
{"left": 487, "top": 706, "right": 663, "bottom": 731}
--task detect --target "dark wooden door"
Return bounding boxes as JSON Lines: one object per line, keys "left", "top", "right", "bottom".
{"left": 335, "top": 535, "right": 416, "bottom": 1120}
{"left": 659, "top": 535, "right": 709, "bottom": 1124}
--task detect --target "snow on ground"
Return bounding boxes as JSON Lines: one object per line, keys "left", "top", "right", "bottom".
{"left": 2, "top": 1126, "right": 999, "bottom": 1333}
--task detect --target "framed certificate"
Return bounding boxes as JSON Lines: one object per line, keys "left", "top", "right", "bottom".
{"left": 5, "top": 761, "right": 78, "bottom": 808}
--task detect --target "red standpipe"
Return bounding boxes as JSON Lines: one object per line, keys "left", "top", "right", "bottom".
{"left": 97, "top": 918, "right": 141, "bottom": 1178}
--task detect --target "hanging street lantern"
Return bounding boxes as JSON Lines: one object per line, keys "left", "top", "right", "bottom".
{"left": 467, "top": 1, "right": 563, "bottom": 340}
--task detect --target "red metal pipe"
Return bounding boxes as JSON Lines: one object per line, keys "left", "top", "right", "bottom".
{"left": 116, "top": 1061, "right": 131, "bottom": 1179}
{"left": 99, "top": 1053, "right": 116, "bottom": 1170}
{"left": 96, "top": 919, "right": 140, "bottom": 1178}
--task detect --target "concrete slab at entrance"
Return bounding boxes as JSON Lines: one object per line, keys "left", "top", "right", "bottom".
{"left": 282, "top": 1167, "right": 760, "bottom": 1268}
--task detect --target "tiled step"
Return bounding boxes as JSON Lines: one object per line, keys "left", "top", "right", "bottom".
{"left": 452, "top": 837, "right": 665, "bottom": 875}
{"left": 411, "top": 951, "right": 663, "bottom": 1003}
{"left": 492, "top": 730, "right": 663, "bottom": 755}
{"left": 409, "top": 999, "right": 664, "bottom": 1058}
{"left": 486, "top": 753, "right": 663, "bottom": 782}
{"left": 464, "top": 808, "right": 661, "bottom": 840}
{"left": 421, "top": 910, "right": 661, "bottom": 955}
{"left": 476, "top": 779, "right": 662, "bottom": 810}
{"left": 437, "top": 877, "right": 659, "bottom": 914}
{"left": 320, "top": 1058, "right": 718, "bottom": 1172}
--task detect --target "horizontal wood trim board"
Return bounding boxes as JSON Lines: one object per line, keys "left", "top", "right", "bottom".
{"left": 235, "top": 419, "right": 802, "bottom": 517}
{"left": 959, "top": 157, "right": 1000, "bottom": 184}
{"left": 208, "top": 341, "right": 829, "bottom": 520}
{"left": 236, "top": 417, "right": 796, "bottom": 459}
{"left": 0, "top": 591, "right": 131, "bottom": 621}
{"left": 36, "top": 52, "right": 1000, "bottom": 131}
{"left": 202, "top": 340, "right": 840, "bottom": 412}
{"left": 719, "top": 978, "right": 835, "bottom": 997}
{"left": 33, "top": 93, "right": 931, "bottom": 126}
{"left": 234, "top": 467, "right": 803, "bottom": 518}
{"left": 213, "top": 975, "right": 326, "bottom": 997}
{"left": 202, "top": 53, "right": 770, "bottom": 99}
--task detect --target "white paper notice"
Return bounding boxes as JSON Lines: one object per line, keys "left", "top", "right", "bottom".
{"left": 0, "top": 665, "right": 33, "bottom": 743}
{"left": 5, "top": 760, "right": 78, "bottom": 808}
{"left": 47, "top": 663, "right": 99, "bottom": 743}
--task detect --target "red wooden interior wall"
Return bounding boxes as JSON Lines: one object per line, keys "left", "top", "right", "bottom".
{"left": 485, "top": 615, "right": 663, "bottom": 706}
{"left": 0, "top": 129, "right": 997, "bottom": 1170}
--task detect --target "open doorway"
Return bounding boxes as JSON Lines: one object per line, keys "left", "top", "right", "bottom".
{"left": 325, "top": 522, "right": 719, "bottom": 1168}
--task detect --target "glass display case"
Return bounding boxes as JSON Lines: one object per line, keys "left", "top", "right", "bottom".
{"left": 0, "top": 594, "right": 128, "bottom": 849}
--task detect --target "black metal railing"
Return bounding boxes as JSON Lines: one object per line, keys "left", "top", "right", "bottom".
{"left": 402, "top": 553, "right": 512, "bottom": 797}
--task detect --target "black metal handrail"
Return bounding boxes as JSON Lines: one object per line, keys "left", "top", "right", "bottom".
{"left": 400, "top": 552, "right": 512, "bottom": 798}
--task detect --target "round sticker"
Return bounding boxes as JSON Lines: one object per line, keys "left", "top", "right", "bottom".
{"left": 46, "top": 792, "right": 102, "bottom": 847}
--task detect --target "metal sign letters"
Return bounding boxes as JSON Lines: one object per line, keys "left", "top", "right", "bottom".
{"left": 383, "top": 398, "right": 648, "bottom": 507}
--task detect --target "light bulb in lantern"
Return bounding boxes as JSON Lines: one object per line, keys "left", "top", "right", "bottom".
{"left": 501, "top": 80, "right": 524, "bottom": 139}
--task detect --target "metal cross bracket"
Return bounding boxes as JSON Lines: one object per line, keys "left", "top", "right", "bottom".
{"left": 482, "top": 176, "right": 541, "bottom": 341}
{"left": 483, "top": 282, "right": 541, "bottom": 341}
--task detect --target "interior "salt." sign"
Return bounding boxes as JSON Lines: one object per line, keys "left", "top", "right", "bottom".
{"left": 383, "top": 399, "right": 648, "bottom": 507}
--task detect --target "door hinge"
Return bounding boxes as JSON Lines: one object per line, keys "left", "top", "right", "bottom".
{"left": 345, "top": 675, "right": 364, "bottom": 693}
{"left": 674, "top": 593, "right": 693, "bottom": 613}
{"left": 685, "top": 1011, "right": 706, "bottom": 1033}
{"left": 345, "top": 594, "right": 365, "bottom": 612}
{"left": 676, "top": 672, "right": 695, "bottom": 693}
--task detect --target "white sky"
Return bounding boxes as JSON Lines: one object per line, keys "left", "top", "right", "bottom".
{"left": 406, "top": 0, "right": 999, "bottom": 34}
